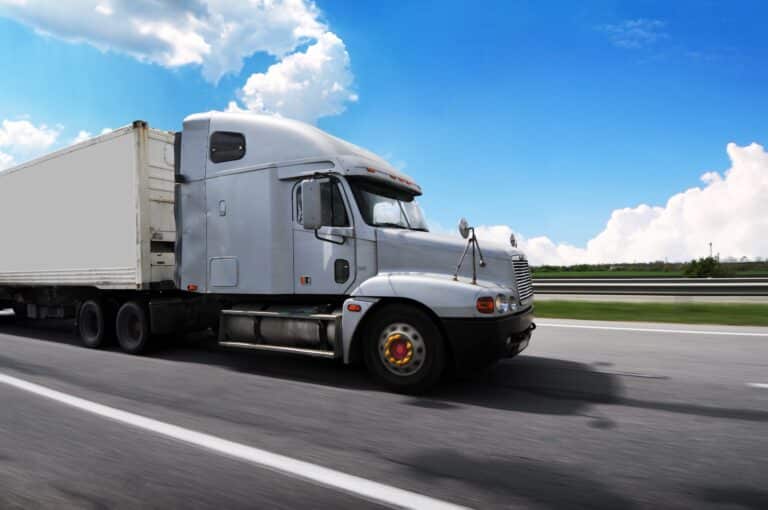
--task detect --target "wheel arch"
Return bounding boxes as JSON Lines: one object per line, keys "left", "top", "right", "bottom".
{"left": 347, "top": 297, "right": 454, "bottom": 370}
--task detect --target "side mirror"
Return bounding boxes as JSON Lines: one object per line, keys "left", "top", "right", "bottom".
{"left": 300, "top": 179, "right": 326, "bottom": 230}
{"left": 458, "top": 217, "right": 470, "bottom": 239}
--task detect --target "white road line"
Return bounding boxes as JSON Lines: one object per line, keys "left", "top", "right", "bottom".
{"left": 747, "top": 383, "right": 768, "bottom": 389}
{"left": 536, "top": 322, "right": 768, "bottom": 337}
{"left": 0, "top": 373, "right": 468, "bottom": 510}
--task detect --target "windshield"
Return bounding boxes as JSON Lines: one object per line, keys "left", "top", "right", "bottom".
{"left": 349, "top": 178, "right": 428, "bottom": 231}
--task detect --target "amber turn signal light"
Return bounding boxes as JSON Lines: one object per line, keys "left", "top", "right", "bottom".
{"left": 476, "top": 296, "right": 495, "bottom": 314}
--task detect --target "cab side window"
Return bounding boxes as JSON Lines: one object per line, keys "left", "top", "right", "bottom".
{"left": 210, "top": 131, "right": 245, "bottom": 163}
{"left": 295, "top": 181, "right": 350, "bottom": 227}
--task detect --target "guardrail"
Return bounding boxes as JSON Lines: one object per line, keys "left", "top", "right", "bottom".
{"left": 532, "top": 278, "right": 768, "bottom": 296}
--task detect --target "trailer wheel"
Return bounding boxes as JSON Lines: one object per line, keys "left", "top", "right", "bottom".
{"left": 363, "top": 304, "right": 446, "bottom": 394}
{"left": 78, "top": 300, "right": 109, "bottom": 348}
{"left": 12, "top": 304, "right": 27, "bottom": 325}
{"left": 116, "top": 301, "right": 151, "bottom": 354}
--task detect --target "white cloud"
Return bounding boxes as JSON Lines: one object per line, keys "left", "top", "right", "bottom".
{"left": 225, "top": 101, "right": 247, "bottom": 113}
{"left": 235, "top": 31, "right": 357, "bottom": 123}
{"left": 0, "top": 151, "right": 14, "bottom": 170}
{"left": 94, "top": 3, "right": 112, "bottom": 16}
{"left": 0, "top": 119, "right": 60, "bottom": 168}
{"left": 0, "top": 119, "right": 119, "bottom": 171}
{"left": 599, "top": 19, "right": 668, "bottom": 49}
{"left": 472, "top": 142, "right": 768, "bottom": 265}
{"left": 70, "top": 128, "right": 111, "bottom": 145}
{"left": 0, "top": 119, "right": 59, "bottom": 154}
{"left": 0, "top": 0, "right": 327, "bottom": 82}
{"left": 72, "top": 130, "right": 92, "bottom": 144}
{"left": 0, "top": 0, "right": 357, "bottom": 122}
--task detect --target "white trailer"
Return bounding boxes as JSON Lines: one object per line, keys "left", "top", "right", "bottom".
{"left": 0, "top": 122, "right": 177, "bottom": 290}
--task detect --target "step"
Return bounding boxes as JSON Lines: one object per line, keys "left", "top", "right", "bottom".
{"left": 221, "top": 309, "right": 340, "bottom": 321}
{"left": 218, "top": 342, "right": 336, "bottom": 359}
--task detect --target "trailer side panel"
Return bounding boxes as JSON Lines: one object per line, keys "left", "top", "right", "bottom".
{"left": 0, "top": 126, "right": 176, "bottom": 290}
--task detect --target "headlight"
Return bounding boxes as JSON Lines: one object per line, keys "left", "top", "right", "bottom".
{"left": 495, "top": 294, "right": 510, "bottom": 313}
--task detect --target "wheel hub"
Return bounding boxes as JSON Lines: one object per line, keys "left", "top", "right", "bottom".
{"left": 384, "top": 334, "right": 413, "bottom": 366}
{"left": 378, "top": 323, "right": 426, "bottom": 376}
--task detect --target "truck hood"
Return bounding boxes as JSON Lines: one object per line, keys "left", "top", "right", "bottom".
{"left": 375, "top": 229, "right": 524, "bottom": 289}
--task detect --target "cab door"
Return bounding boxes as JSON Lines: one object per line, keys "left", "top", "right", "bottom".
{"left": 292, "top": 178, "right": 356, "bottom": 294}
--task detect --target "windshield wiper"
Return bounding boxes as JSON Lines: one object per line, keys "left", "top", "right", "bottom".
{"left": 410, "top": 227, "right": 429, "bottom": 232}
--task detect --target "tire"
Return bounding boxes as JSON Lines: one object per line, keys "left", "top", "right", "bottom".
{"left": 116, "top": 301, "right": 151, "bottom": 354}
{"left": 363, "top": 304, "right": 446, "bottom": 394}
{"left": 78, "top": 299, "right": 111, "bottom": 348}
{"left": 11, "top": 304, "right": 27, "bottom": 325}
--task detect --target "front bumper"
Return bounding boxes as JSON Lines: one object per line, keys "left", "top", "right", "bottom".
{"left": 442, "top": 306, "right": 535, "bottom": 373}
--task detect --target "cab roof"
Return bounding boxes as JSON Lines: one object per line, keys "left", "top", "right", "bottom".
{"left": 184, "top": 111, "right": 422, "bottom": 195}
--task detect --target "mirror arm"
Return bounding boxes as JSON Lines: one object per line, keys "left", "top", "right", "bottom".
{"left": 474, "top": 230, "right": 486, "bottom": 268}
{"left": 454, "top": 225, "right": 486, "bottom": 284}
{"left": 453, "top": 236, "right": 472, "bottom": 281}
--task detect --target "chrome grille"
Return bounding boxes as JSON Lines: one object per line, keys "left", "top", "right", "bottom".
{"left": 512, "top": 259, "right": 534, "bottom": 301}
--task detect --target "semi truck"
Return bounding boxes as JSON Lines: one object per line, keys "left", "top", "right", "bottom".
{"left": 0, "top": 112, "right": 535, "bottom": 392}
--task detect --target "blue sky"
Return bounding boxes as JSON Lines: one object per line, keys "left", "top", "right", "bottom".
{"left": 1, "top": 0, "right": 766, "bottom": 263}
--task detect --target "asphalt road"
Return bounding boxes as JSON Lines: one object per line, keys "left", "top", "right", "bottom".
{"left": 1, "top": 314, "right": 767, "bottom": 509}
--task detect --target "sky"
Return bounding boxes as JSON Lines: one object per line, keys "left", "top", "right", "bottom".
{"left": 0, "top": 0, "right": 766, "bottom": 264}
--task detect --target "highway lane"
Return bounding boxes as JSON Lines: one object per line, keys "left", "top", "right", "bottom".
{"left": 1, "top": 315, "right": 767, "bottom": 509}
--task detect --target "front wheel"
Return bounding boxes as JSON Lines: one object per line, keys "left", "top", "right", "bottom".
{"left": 363, "top": 305, "right": 446, "bottom": 394}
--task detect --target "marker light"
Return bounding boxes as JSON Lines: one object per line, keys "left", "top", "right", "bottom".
{"left": 476, "top": 296, "right": 495, "bottom": 314}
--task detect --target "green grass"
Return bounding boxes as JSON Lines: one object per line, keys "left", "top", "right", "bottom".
{"left": 532, "top": 270, "right": 768, "bottom": 278}
{"left": 736, "top": 270, "right": 768, "bottom": 277}
{"left": 532, "top": 267, "right": 768, "bottom": 280}
{"left": 532, "top": 271, "right": 685, "bottom": 278}
{"left": 535, "top": 300, "right": 768, "bottom": 326}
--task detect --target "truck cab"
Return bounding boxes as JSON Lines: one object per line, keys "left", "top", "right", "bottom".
{"left": 176, "top": 112, "right": 535, "bottom": 392}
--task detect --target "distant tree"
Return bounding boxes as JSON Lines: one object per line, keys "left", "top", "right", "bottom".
{"left": 684, "top": 257, "right": 729, "bottom": 277}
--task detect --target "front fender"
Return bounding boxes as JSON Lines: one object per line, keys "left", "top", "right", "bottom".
{"left": 342, "top": 274, "right": 483, "bottom": 364}
{"left": 350, "top": 273, "right": 497, "bottom": 318}
{"left": 345, "top": 273, "right": 529, "bottom": 369}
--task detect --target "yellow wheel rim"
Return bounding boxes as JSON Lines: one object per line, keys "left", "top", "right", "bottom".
{"left": 383, "top": 333, "right": 414, "bottom": 366}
